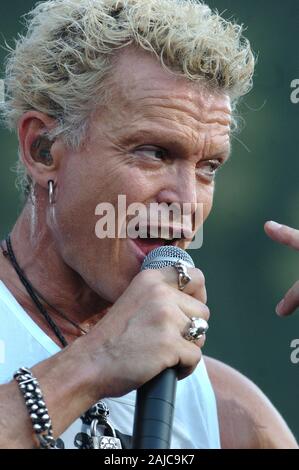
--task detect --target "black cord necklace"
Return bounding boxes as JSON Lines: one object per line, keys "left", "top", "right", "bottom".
{"left": 1, "top": 236, "right": 124, "bottom": 448}
{"left": 1, "top": 235, "right": 87, "bottom": 348}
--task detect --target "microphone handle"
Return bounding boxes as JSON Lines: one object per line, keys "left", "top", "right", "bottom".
{"left": 132, "top": 368, "right": 177, "bottom": 449}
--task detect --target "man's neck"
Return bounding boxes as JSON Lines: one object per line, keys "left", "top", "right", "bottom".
{"left": 0, "top": 203, "right": 110, "bottom": 345}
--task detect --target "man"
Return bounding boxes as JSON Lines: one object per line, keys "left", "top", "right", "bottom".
{"left": 0, "top": 0, "right": 297, "bottom": 448}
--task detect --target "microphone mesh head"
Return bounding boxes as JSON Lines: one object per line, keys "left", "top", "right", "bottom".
{"left": 141, "top": 246, "right": 195, "bottom": 271}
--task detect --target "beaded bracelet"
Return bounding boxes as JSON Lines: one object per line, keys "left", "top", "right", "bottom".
{"left": 14, "top": 367, "right": 58, "bottom": 449}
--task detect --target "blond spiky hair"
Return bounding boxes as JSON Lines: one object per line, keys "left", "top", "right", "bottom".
{"left": 1, "top": 0, "right": 254, "bottom": 191}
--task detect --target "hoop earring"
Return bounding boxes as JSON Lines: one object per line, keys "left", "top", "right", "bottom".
{"left": 48, "top": 180, "right": 55, "bottom": 205}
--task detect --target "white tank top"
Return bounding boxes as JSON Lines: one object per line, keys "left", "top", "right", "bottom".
{"left": 0, "top": 281, "right": 220, "bottom": 449}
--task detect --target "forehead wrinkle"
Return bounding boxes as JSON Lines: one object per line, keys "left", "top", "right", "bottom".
{"left": 110, "top": 45, "right": 232, "bottom": 124}
{"left": 117, "top": 116, "right": 230, "bottom": 161}
{"left": 134, "top": 109, "right": 231, "bottom": 151}
{"left": 112, "top": 71, "right": 230, "bottom": 117}
{"left": 133, "top": 93, "right": 231, "bottom": 127}
{"left": 128, "top": 110, "right": 229, "bottom": 154}
{"left": 92, "top": 102, "right": 231, "bottom": 161}
{"left": 93, "top": 72, "right": 231, "bottom": 157}
{"left": 97, "top": 100, "right": 202, "bottom": 144}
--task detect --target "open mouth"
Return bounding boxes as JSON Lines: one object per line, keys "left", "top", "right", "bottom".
{"left": 130, "top": 227, "right": 185, "bottom": 258}
{"left": 132, "top": 237, "right": 181, "bottom": 257}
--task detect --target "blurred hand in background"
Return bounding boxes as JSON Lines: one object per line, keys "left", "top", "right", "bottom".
{"left": 265, "top": 221, "right": 299, "bottom": 316}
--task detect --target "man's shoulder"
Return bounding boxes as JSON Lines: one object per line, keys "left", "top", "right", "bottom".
{"left": 204, "top": 356, "right": 298, "bottom": 449}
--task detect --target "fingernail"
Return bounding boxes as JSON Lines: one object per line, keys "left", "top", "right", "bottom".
{"left": 267, "top": 221, "right": 282, "bottom": 231}
{"left": 276, "top": 299, "right": 285, "bottom": 315}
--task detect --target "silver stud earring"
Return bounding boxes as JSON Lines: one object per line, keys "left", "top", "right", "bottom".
{"left": 48, "top": 180, "right": 55, "bottom": 205}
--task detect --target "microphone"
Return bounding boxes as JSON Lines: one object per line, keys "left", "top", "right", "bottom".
{"left": 132, "top": 246, "right": 195, "bottom": 449}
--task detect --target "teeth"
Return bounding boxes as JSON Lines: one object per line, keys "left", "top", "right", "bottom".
{"left": 163, "top": 238, "right": 180, "bottom": 245}
{"left": 143, "top": 227, "right": 183, "bottom": 242}
{"left": 146, "top": 231, "right": 175, "bottom": 241}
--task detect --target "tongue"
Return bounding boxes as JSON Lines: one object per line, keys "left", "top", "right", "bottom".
{"left": 133, "top": 238, "right": 167, "bottom": 256}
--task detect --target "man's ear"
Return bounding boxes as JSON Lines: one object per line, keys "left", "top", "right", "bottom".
{"left": 18, "top": 111, "right": 65, "bottom": 189}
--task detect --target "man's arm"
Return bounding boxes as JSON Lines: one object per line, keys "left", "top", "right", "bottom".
{"left": 205, "top": 356, "right": 298, "bottom": 449}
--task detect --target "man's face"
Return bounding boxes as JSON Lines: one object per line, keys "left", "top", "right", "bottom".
{"left": 51, "top": 47, "right": 231, "bottom": 302}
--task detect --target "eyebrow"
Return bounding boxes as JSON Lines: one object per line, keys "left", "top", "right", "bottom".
{"left": 120, "top": 127, "right": 232, "bottom": 161}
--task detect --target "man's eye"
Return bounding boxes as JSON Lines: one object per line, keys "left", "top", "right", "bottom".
{"left": 134, "top": 146, "right": 168, "bottom": 160}
{"left": 196, "top": 160, "right": 222, "bottom": 181}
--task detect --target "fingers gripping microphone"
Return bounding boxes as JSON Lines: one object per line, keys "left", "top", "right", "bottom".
{"left": 132, "top": 246, "right": 194, "bottom": 449}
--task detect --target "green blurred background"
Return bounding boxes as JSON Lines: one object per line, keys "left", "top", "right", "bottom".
{"left": 0, "top": 1, "right": 299, "bottom": 443}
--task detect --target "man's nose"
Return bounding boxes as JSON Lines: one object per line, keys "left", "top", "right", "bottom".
{"left": 155, "top": 167, "right": 199, "bottom": 238}
{"left": 156, "top": 166, "right": 198, "bottom": 210}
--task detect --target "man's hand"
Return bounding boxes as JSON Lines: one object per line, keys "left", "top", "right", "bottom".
{"left": 265, "top": 220, "right": 299, "bottom": 316}
{"left": 86, "top": 266, "right": 209, "bottom": 399}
